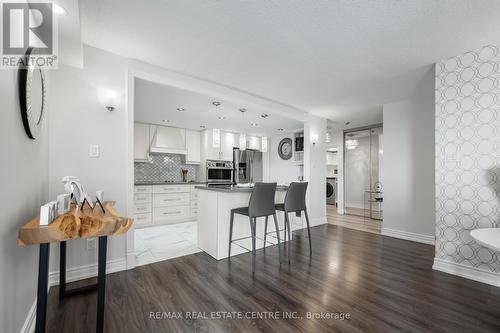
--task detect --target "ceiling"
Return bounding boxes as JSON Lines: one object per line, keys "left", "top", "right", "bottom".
{"left": 80, "top": 0, "right": 500, "bottom": 127}
{"left": 134, "top": 78, "right": 303, "bottom": 136}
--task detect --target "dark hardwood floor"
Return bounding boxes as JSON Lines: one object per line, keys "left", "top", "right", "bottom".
{"left": 46, "top": 224, "right": 500, "bottom": 333}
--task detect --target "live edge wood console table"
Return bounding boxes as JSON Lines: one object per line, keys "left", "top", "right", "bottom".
{"left": 18, "top": 202, "right": 133, "bottom": 333}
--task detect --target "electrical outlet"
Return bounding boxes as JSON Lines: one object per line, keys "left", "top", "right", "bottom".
{"left": 89, "top": 144, "right": 99, "bottom": 158}
{"left": 86, "top": 237, "right": 97, "bottom": 250}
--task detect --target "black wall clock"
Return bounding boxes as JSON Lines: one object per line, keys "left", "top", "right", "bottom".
{"left": 18, "top": 48, "right": 47, "bottom": 140}
{"left": 278, "top": 138, "right": 293, "bottom": 160}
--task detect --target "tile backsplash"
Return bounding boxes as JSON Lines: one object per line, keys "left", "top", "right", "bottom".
{"left": 135, "top": 153, "right": 200, "bottom": 183}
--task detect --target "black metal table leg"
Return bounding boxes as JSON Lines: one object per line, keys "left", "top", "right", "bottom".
{"left": 96, "top": 236, "right": 108, "bottom": 333}
{"left": 59, "top": 241, "right": 66, "bottom": 300}
{"left": 35, "top": 243, "right": 50, "bottom": 333}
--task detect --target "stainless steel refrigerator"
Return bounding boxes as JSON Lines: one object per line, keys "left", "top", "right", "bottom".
{"left": 233, "top": 148, "right": 263, "bottom": 184}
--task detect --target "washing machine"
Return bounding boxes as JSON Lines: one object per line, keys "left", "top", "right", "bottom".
{"left": 326, "top": 177, "right": 336, "bottom": 205}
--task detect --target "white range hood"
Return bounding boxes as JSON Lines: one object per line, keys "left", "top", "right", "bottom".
{"left": 149, "top": 125, "right": 187, "bottom": 155}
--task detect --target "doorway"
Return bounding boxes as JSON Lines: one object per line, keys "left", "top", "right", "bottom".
{"left": 343, "top": 125, "right": 383, "bottom": 220}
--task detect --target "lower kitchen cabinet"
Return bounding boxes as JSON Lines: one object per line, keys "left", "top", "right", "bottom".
{"left": 134, "top": 184, "right": 199, "bottom": 228}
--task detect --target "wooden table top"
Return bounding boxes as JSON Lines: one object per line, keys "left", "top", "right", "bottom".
{"left": 18, "top": 201, "right": 133, "bottom": 246}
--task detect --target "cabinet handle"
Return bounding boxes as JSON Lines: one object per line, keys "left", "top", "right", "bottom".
{"left": 163, "top": 211, "right": 181, "bottom": 215}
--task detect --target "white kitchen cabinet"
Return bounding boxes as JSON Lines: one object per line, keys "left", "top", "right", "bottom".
{"left": 134, "top": 123, "right": 150, "bottom": 162}
{"left": 326, "top": 151, "right": 338, "bottom": 166}
{"left": 150, "top": 125, "right": 187, "bottom": 154}
{"left": 134, "top": 184, "right": 199, "bottom": 227}
{"left": 246, "top": 135, "right": 261, "bottom": 151}
{"left": 203, "top": 129, "right": 235, "bottom": 161}
{"left": 185, "top": 130, "right": 201, "bottom": 164}
{"left": 220, "top": 131, "right": 235, "bottom": 161}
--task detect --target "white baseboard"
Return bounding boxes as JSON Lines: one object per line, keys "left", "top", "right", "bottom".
{"left": 20, "top": 258, "right": 128, "bottom": 333}
{"left": 19, "top": 300, "right": 36, "bottom": 333}
{"left": 48, "top": 257, "right": 127, "bottom": 287}
{"left": 433, "top": 258, "right": 500, "bottom": 287}
{"left": 381, "top": 228, "right": 435, "bottom": 245}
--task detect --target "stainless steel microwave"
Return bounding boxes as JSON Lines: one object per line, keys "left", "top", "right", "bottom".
{"left": 206, "top": 160, "right": 233, "bottom": 184}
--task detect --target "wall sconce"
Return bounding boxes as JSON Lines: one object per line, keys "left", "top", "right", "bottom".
{"left": 311, "top": 133, "right": 319, "bottom": 145}
{"left": 100, "top": 89, "right": 120, "bottom": 112}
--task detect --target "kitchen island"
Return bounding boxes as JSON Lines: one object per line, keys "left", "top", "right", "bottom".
{"left": 196, "top": 185, "right": 302, "bottom": 260}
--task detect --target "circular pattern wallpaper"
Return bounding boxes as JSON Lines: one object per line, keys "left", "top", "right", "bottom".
{"left": 435, "top": 45, "right": 500, "bottom": 272}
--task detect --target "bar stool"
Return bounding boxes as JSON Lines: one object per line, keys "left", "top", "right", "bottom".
{"left": 229, "top": 182, "right": 281, "bottom": 273}
{"left": 271, "top": 182, "right": 311, "bottom": 262}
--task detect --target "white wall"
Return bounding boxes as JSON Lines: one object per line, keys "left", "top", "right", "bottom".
{"left": 0, "top": 70, "right": 49, "bottom": 332}
{"left": 304, "top": 115, "right": 327, "bottom": 226}
{"left": 48, "top": 45, "right": 129, "bottom": 273}
{"left": 382, "top": 66, "right": 435, "bottom": 238}
{"left": 269, "top": 133, "right": 301, "bottom": 183}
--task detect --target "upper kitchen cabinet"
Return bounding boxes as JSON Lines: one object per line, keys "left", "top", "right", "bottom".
{"left": 185, "top": 130, "right": 201, "bottom": 164}
{"left": 201, "top": 129, "right": 235, "bottom": 161}
{"left": 134, "top": 122, "right": 151, "bottom": 162}
{"left": 246, "top": 135, "right": 261, "bottom": 151}
{"left": 326, "top": 151, "right": 338, "bottom": 165}
{"left": 150, "top": 125, "right": 187, "bottom": 154}
{"left": 220, "top": 131, "right": 235, "bottom": 161}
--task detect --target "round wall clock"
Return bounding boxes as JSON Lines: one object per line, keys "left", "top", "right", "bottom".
{"left": 18, "top": 48, "right": 47, "bottom": 140}
{"left": 278, "top": 138, "right": 293, "bottom": 160}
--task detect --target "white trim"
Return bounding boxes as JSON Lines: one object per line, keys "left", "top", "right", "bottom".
{"left": 19, "top": 300, "right": 36, "bottom": 333}
{"left": 125, "top": 69, "right": 136, "bottom": 270}
{"left": 48, "top": 257, "right": 127, "bottom": 287}
{"left": 381, "top": 228, "right": 435, "bottom": 245}
{"left": 433, "top": 258, "right": 500, "bottom": 287}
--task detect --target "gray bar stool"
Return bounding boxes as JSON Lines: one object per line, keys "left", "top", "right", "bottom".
{"left": 229, "top": 182, "right": 281, "bottom": 273}
{"left": 271, "top": 182, "right": 311, "bottom": 262}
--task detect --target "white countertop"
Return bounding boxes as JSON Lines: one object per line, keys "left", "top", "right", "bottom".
{"left": 470, "top": 228, "right": 500, "bottom": 252}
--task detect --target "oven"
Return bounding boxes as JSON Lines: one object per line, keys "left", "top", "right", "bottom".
{"left": 206, "top": 160, "right": 234, "bottom": 185}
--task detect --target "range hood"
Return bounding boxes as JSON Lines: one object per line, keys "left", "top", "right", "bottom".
{"left": 149, "top": 125, "right": 187, "bottom": 155}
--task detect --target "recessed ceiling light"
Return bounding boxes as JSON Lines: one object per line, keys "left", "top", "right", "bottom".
{"left": 261, "top": 114, "right": 269, "bottom": 118}
{"left": 212, "top": 101, "right": 221, "bottom": 107}
{"left": 162, "top": 119, "right": 169, "bottom": 123}
{"left": 239, "top": 108, "right": 247, "bottom": 113}
{"left": 52, "top": 3, "right": 68, "bottom": 16}
{"left": 218, "top": 116, "right": 225, "bottom": 120}
{"left": 277, "top": 128, "right": 284, "bottom": 131}
{"left": 200, "top": 125, "right": 206, "bottom": 128}
{"left": 177, "top": 107, "right": 185, "bottom": 111}
{"left": 251, "top": 123, "right": 258, "bottom": 127}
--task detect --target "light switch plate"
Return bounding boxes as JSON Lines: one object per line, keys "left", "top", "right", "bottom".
{"left": 89, "top": 144, "right": 99, "bottom": 158}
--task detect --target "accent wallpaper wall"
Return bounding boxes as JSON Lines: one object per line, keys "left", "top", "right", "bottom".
{"left": 134, "top": 153, "right": 199, "bottom": 183}
{"left": 435, "top": 45, "right": 500, "bottom": 272}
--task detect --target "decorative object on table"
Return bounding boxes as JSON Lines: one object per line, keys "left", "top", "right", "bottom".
{"left": 278, "top": 138, "right": 293, "bottom": 160}
{"left": 57, "top": 194, "right": 71, "bottom": 215}
{"left": 61, "top": 176, "right": 88, "bottom": 205}
{"left": 95, "top": 190, "right": 106, "bottom": 213}
{"left": 181, "top": 168, "right": 188, "bottom": 182}
{"left": 39, "top": 204, "right": 51, "bottom": 226}
{"left": 18, "top": 48, "right": 47, "bottom": 140}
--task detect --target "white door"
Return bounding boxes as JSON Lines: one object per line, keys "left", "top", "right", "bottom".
{"left": 134, "top": 123, "right": 150, "bottom": 161}
{"left": 185, "top": 130, "right": 201, "bottom": 164}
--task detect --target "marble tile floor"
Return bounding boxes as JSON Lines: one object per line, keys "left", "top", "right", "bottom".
{"left": 134, "top": 222, "right": 202, "bottom": 266}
